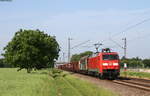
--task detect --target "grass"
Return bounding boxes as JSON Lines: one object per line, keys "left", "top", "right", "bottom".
{"left": 64, "top": 74, "right": 117, "bottom": 96}
{"left": 0, "top": 68, "right": 51, "bottom": 96}
{"left": 121, "top": 70, "right": 150, "bottom": 79}
{"left": 0, "top": 68, "right": 118, "bottom": 96}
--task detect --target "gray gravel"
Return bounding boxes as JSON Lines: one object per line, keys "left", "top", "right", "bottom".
{"left": 73, "top": 73, "right": 150, "bottom": 96}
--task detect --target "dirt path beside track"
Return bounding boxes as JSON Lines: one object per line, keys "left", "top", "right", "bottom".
{"left": 73, "top": 73, "right": 150, "bottom": 96}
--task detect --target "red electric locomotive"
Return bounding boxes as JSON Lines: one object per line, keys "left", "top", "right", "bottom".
{"left": 89, "top": 48, "right": 119, "bottom": 79}
{"left": 58, "top": 48, "right": 120, "bottom": 79}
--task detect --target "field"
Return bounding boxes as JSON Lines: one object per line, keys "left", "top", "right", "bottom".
{"left": 0, "top": 68, "right": 117, "bottom": 96}
{"left": 121, "top": 70, "right": 150, "bottom": 79}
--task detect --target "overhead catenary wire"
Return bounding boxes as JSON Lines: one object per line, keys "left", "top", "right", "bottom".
{"left": 112, "top": 18, "right": 150, "bottom": 38}
{"left": 101, "top": 17, "right": 150, "bottom": 53}
{"left": 65, "top": 15, "right": 150, "bottom": 60}
{"left": 74, "top": 17, "right": 150, "bottom": 52}
{"left": 71, "top": 40, "right": 90, "bottom": 49}
{"left": 109, "top": 38, "right": 124, "bottom": 49}
{"left": 126, "top": 33, "right": 150, "bottom": 44}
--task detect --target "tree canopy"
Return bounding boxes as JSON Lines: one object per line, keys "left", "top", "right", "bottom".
{"left": 71, "top": 51, "right": 93, "bottom": 62}
{"left": 2, "top": 29, "right": 60, "bottom": 73}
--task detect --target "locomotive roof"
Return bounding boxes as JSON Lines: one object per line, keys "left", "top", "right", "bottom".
{"left": 101, "top": 52, "right": 118, "bottom": 54}
{"left": 90, "top": 52, "right": 118, "bottom": 57}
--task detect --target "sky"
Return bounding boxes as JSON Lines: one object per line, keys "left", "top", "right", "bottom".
{"left": 1, "top": 0, "right": 150, "bottom": 61}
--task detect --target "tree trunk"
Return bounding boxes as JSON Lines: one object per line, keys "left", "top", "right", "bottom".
{"left": 27, "top": 68, "right": 31, "bottom": 73}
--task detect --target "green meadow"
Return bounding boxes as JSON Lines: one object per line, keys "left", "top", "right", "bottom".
{"left": 121, "top": 70, "right": 150, "bottom": 79}
{"left": 0, "top": 68, "right": 117, "bottom": 96}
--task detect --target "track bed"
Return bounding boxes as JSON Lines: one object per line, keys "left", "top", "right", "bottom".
{"left": 72, "top": 72, "right": 150, "bottom": 96}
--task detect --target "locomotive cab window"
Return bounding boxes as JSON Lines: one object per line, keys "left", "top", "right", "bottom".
{"left": 103, "top": 54, "right": 119, "bottom": 60}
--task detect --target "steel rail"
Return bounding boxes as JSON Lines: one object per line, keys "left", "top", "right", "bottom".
{"left": 113, "top": 80, "right": 150, "bottom": 91}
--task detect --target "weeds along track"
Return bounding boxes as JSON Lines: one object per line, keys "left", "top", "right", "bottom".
{"left": 69, "top": 71, "right": 150, "bottom": 91}
{"left": 113, "top": 78, "right": 150, "bottom": 91}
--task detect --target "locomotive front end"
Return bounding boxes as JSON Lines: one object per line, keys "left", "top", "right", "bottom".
{"left": 102, "top": 53, "right": 120, "bottom": 79}
{"left": 99, "top": 48, "right": 120, "bottom": 79}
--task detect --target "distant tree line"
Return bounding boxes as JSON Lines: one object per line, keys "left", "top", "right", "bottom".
{"left": 121, "top": 57, "right": 150, "bottom": 68}
{"left": 71, "top": 51, "right": 93, "bottom": 62}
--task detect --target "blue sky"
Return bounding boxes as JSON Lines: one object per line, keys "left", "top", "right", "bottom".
{"left": 1, "top": 0, "right": 150, "bottom": 60}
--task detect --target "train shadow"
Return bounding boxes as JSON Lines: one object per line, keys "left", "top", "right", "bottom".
{"left": 116, "top": 76, "right": 131, "bottom": 80}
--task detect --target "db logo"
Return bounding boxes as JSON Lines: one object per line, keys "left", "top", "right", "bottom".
{"left": 109, "top": 63, "right": 112, "bottom": 66}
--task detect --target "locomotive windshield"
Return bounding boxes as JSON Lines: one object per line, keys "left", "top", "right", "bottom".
{"left": 103, "top": 54, "right": 119, "bottom": 60}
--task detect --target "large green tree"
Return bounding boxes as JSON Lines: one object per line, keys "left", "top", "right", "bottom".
{"left": 3, "top": 29, "right": 60, "bottom": 73}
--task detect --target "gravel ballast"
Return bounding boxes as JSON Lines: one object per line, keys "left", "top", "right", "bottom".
{"left": 73, "top": 73, "right": 150, "bottom": 96}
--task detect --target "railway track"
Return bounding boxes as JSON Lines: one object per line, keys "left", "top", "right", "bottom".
{"left": 73, "top": 73, "right": 150, "bottom": 96}
{"left": 69, "top": 71, "right": 150, "bottom": 92}
{"left": 113, "top": 78, "right": 150, "bottom": 91}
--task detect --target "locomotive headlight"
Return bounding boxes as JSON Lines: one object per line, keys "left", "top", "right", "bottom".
{"left": 103, "top": 63, "right": 108, "bottom": 66}
{"left": 113, "top": 63, "right": 118, "bottom": 66}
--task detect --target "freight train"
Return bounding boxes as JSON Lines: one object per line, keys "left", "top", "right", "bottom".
{"left": 58, "top": 48, "right": 120, "bottom": 79}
